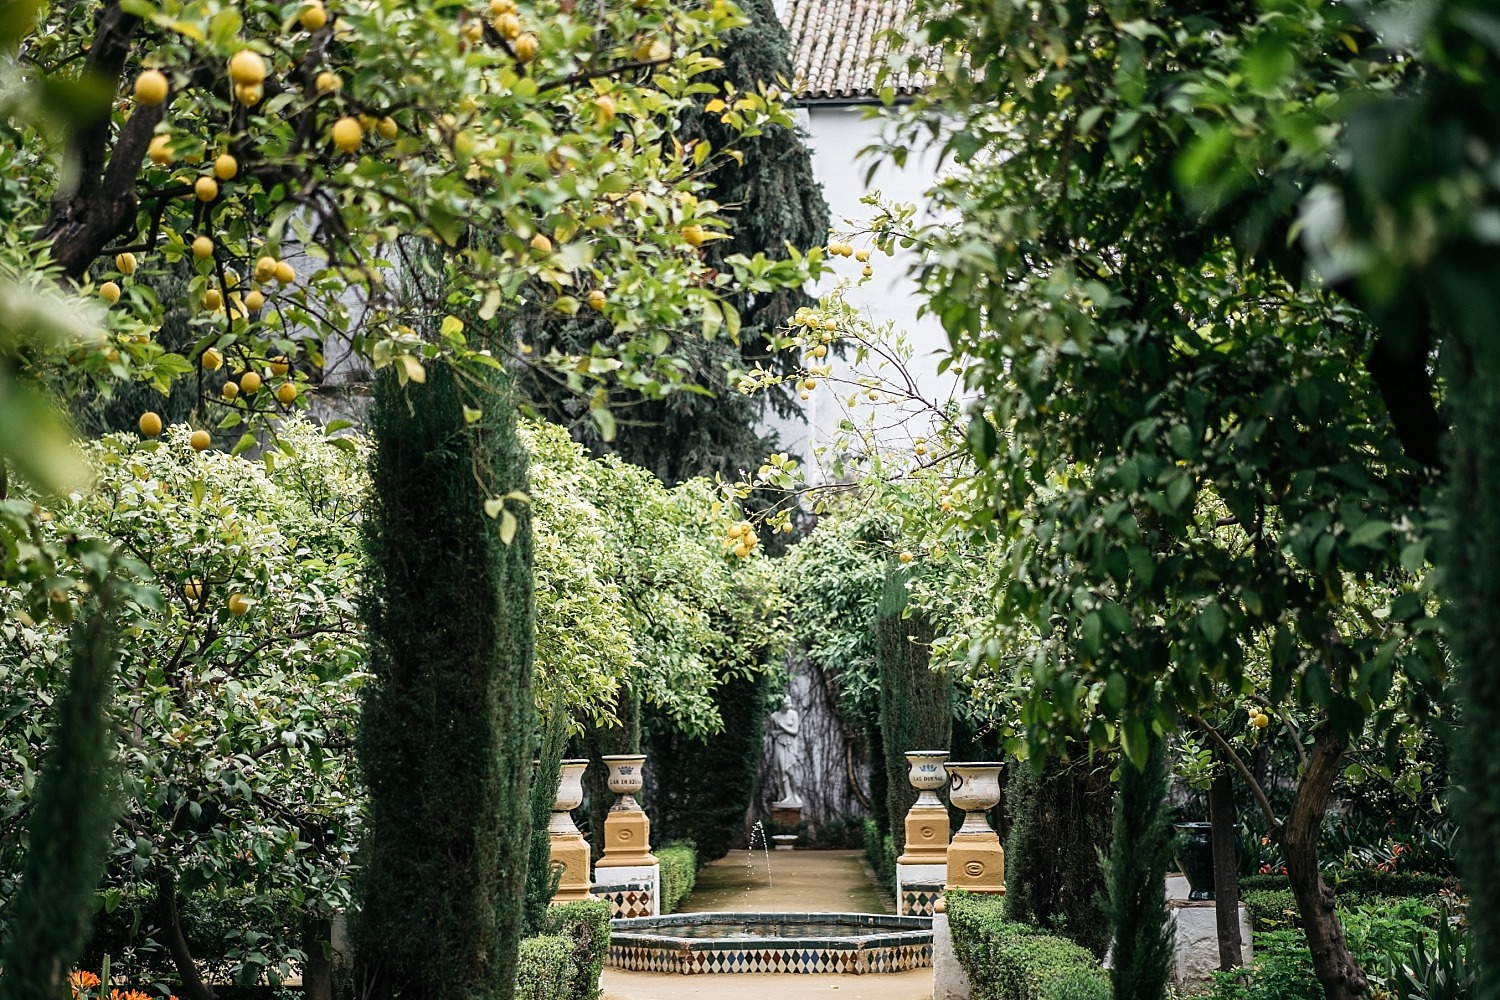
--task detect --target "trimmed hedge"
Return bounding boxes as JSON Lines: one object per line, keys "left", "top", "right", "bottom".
{"left": 1239, "top": 871, "right": 1452, "bottom": 933}
{"left": 515, "top": 936, "right": 573, "bottom": 1000}
{"left": 657, "top": 842, "right": 697, "bottom": 914}
{"left": 546, "top": 898, "right": 611, "bottom": 1000}
{"left": 946, "top": 891, "right": 1110, "bottom": 1000}
{"left": 862, "top": 819, "right": 897, "bottom": 895}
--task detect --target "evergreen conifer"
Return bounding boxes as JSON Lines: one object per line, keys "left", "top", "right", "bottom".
{"left": 353, "top": 363, "right": 535, "bottom": 1000}
{"left": 1106, "top": 722, "right": 1174, "bottom": 1000}
{"left": 874, "top": 568, "right": 948, "bottom": 854}
{"left": 0, "top": 589, "right": 122, "bottom": 1000}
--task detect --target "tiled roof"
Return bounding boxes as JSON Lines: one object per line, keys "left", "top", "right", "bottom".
{"left": 781, "top": 0, "right": 936, "bottom": 103}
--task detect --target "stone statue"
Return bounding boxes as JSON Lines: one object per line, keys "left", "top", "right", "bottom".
{"left": 769, "top": 695, "right": 804, "bottom": 809}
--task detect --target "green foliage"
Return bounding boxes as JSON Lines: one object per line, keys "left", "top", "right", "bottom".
{"left": 1002, "top": 753, "right": 1112, "bottom": 958}
{"left": 1106, "top": 726, "right": 1173, "bottom": 999}
{"left": 645, "top": 669, "right": 772, "bottom": 863}
{"left": 514, "top": 936, "right": 573, "bottom": 1000}
{"left": 354, "top": 363, "right": 534, "bottom": 1000}
{"left": 0, "top": 423, "right": 364, "bottom": 992}
{"left": 858, "top": 820, "right": 897, "bottom": 897}
{"left": 0, "top": 588, "right": 124, "bottom": 1000}
{"left": 875, "top": 568, "right": 948, "bottom": 855}
{"left": 945, "top": 891, "right": 1110, "bottom": 1000}
{"left": 543, "top": 899, "right": 611, "bottom": 1000}
{"left": 655, "top": 843, "right": 698, "bottom": 915}
{"left": 525, "top": 704, "right": 570, "bottom": 936}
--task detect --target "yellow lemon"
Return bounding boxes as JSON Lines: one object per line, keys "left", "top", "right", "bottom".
{"left": 138, "top": 411, "right": 163, "bottom": 437}
{"left": 899, "top": 550, "right": 914, "bottom": 564}
{"left": 116, "top": 252, "right": 137, "bottom": 275}
{"left": 274, "top": 260, "right": 296, "bottom": 284}
{"left": 276, "top": 382, "right": 298, "bottom": 405}
{"left": 494, "top": 12, "right": 520, "bottom": 37}
{"left": 377, "top": 116, "right": 398, "bottom": 139}
{"left": 245, "top": 289, "right": 265, "bottom": 311}
{"left": 299, "top": 1, "right": 328, "bottom": 30}
{"left": 229, "top": 50, "right": 267, "bottom": 86}
{"left": 184, "top": 579, "right": 205, "bottom": 603}
{"left": 100, "top": 281, "right": 121, "bottom": 304}
{"left": 134, "top": 69, "right": 169, "bottom": 106}
{"left": 234, "top": 83, "right": 263, "bottom": 106}
{"left": 529, "top": 232, "right": 552, "bottom": 254}
{"left": 680, "top": 225, "right": 706, "bottom": 246}
{"left": 189, "top": 429, "right": 212, "bottom": 451}
{"left": 331, "top": 116, "right": 363, "bottom": 152}
{"left": 239, "top": 371, "right": 263, "bottom": 394}
{"left": 201, "top": 347, "right": 224, "bottom": 370}
{"left": 192, "top": 235, "right": 214, "bottom": 259}
{"left": 254, "top": 256, "right": 278, "bottom": 283}
{"left": 513, "top": 32, "right": 538, "bottom": 61}
{"left": 586, "top": 289, "right": 607, "bottom": 312}
{"left": 222, "top": 380, "right": 240, "bottom": 400}
{"left": 195, "top": 176, "right": 219, "bottom": 201}
{"left": 269, "top": 356, "right": 290, "bottom": 376}
{"left": 148, "top": 135, "right": 173, "bottom": 165}
{"left": 214, "top": 153, "right": 238, "bottom": 180}
{"left": 228, "top": 592, "right": 252, "bottom": 615}
{"left": 203, "top": 288, "right": 223, "bottom": 311}
{"left": 316, "top": 71, "right": 342, "bottom": 94}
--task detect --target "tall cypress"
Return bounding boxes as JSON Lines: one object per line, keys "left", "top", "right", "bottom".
{"left": 0, "top": 587, "right": 122, "bottom": 1000}
{"left": 874, "top": 568, "right": 949, "bottom": 855}
{"left": 523, "top": 700, "right": 569, "bottom": 936}
{"left": 1003, "top": 749, "right": 1113, "bottom": 957}
{"left": 516, "top": 0, "right": 829, "bottom": 484}
{"left": 1106, "top": 720, "right": 1174, "bottom": 1000}
{"left": 1446, "top": 341, "right": 1500, "bottom": 996}
{"left": 353, "top": 362, "right": 535, "bottom": 1000}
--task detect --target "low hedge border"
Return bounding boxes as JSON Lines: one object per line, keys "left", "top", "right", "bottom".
{"left": 546, "top": 898, "right": 612, "bottom": 1000}
{"left": 515, "top": 935, "right": 573, "bottom": 1000}
{"left": 657, "top": 842, "right": 697, "bottom": 915}
{"left": 1238, "top": 871, "right": 1453, "bottom": 933}
{"left": 945, "top": 890, "right": 1110, "bottom": 1000}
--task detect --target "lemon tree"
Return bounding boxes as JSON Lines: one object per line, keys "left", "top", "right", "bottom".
{"left": 0, "top": 421, "right": 365, "bottom": 993}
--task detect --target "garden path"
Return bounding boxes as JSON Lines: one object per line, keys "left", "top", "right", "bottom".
{"left": 600, "top": 849, "right": 933, "bottom": 1000}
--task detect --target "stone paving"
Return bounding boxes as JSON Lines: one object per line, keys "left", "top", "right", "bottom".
{"left": 600, "top": 849, "right": 933, "bottom": 1000}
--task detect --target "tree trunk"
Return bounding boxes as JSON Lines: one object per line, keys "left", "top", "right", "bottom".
{"left": 1280, "top": 725, "right": 1367, "bottom": 1000}
{"left": 1208, "top": 767, "right": 1243, "bottom": 971}
{"left": 301, "top": 916, "right": 333, "bottom": 1000}
{"left": 156, "top": 870, "right": 215, "bottom": 1000}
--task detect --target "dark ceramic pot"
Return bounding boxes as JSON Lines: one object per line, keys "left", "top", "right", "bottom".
{"left": 1173, "top": 822, "right": 1216, "bottom": 900}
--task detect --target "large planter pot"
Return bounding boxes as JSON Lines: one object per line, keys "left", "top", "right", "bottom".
{"left": 1174, "top": 822, "right": 1215, "bottom": 900}
{"left": 549, "top": 759, "right": 592, "bottom": 903}
{"left": 943, "top": 762, "right": 1006, "bottom": 895}
{"left": 898, "top": 751, "right": 950, "bottom": 866}
{"left": 602, "top": 753, "right": 646, "bottom": 807}
{"left": 597, "top": 754, "right": 656, "bottom": 870}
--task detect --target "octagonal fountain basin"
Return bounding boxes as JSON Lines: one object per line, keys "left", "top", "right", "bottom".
{"left": 608, "top": 912, "right": 933, "bottom": 975}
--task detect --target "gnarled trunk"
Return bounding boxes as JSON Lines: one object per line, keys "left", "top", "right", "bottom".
{"left": 1279, "top": 725, "right": 1368, "bottom": 1000}
{"left": 1208, "top": 767, "right": 1243, "bottom": 971}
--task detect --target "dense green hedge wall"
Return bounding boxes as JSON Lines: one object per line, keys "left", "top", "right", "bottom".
{"left": 862, "top": 819, "right": 897, "bottom": 896}
{"left": 545, "top": 898, "right": 611, "bottom": 1000}
{"left": 514, "top": 936, "right": 572, "bottom": 1000}
{"left": 657, "top": 842, "right": 698, "bottom": 914}
{"left": 946, "top": 891, "right": 1111, "bottom": 1000}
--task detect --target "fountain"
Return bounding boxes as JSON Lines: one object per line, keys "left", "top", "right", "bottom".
{"left": 608, "top": 913, "right": 932, "bottom": 974}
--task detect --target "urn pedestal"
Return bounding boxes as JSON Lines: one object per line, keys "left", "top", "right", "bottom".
{"left": 593, "top": 754, "right": 659, "bottom": 915}
{"left": 549, "top": 759, "right": 593, "bottom": 904}
{"left": 942, "top": 762, "right": 1006, "bottom": 897}
{"left": 897, "top": 750, "right": 950, "bottom": 916}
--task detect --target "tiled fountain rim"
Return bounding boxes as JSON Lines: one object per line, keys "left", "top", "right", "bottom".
{"left": 611, "top": 911, "right": 932, "bottom": 950}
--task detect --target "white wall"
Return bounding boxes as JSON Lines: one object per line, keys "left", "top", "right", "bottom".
{"left": 763, "top": 104, "right": 962, "bottom": 480}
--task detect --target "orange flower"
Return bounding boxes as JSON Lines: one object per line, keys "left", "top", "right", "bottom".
{"left": 69, "top": 972, "right": 101, "bottom": 996}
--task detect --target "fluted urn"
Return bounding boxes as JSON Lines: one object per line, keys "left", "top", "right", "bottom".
{"left": 898, "top": 750, "right": 951, "bottom": 865}
{"left": 596, "top": 753, "right": 656, "bottom": 869}
{"left": 943, "top": 761, "right": 1006, "bottom": 895}
{"left": 548, "top": 759, "right": 592, "bottom": 902}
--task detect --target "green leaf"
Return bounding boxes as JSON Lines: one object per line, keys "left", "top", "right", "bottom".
{"left": 1197, "top": 603, "right": 1226, "bottom": 644}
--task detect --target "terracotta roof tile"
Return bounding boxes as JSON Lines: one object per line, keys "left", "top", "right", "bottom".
{"left": 781, "top": 0, "right": 937, "bottom": 102}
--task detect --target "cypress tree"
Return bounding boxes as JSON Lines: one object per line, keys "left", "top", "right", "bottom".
{"left": 644, "top": 670, "right": 771, "bottom": 863}
{"left": 516, "top": 0, "right": 829, "bottom": 484}
{"left": 0, "top": 586, "right": 122, "bottom": 1000}
{"left": 1002, "top": 749, "right": 1114, "bottom": 957}
{"left": 353, "top": 362, "right": 535, "bottom": 1000}
{"left": 1446, "top": 343, "right": 1500, "bottom": 996}
{"left": 1106, "top": 721, "right": 1174, "bottom": 1000}
{"left": 523, "top": 701, "right": 569, "bottom": 936}
{"left": 874, "top": 568, "right": 949, "bottom": 855}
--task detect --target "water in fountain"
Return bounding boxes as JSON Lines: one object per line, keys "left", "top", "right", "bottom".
{"left": 745, "top": 820, "right": 773, "bottom": 889}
